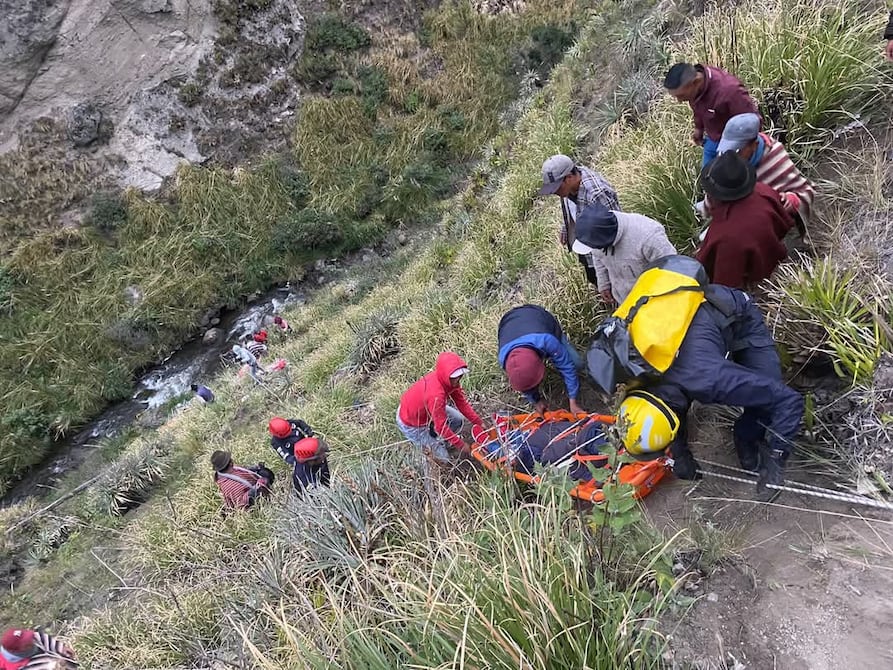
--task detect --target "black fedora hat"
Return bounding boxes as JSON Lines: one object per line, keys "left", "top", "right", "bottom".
{"left": 700, "top": 151, "right": 757, "bottom": 202}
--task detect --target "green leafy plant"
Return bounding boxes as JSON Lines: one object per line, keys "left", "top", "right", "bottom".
{"left": 271, "top": 209, "right": 345, "bottom": 255}
{"left": 87, "top": 192, "right": 128, "bottom": 234}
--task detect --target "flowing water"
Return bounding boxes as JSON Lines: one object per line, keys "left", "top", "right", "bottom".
{"left": 2, "top": 285, "right": 306, "bottom": 506}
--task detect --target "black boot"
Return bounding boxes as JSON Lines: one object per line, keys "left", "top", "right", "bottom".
{"left": 757, "top": 446, "right": 786, "bottom": 494}
{"left": 734, "top": 437, "right": 760, "bottom": 472}
{"left": 671, "top": 447, "right": 702, "bottom": 481}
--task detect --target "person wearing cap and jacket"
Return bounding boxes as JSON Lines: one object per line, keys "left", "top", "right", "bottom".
{"left": 0, "top": 627, "right": 76, "bottom": 669}
{"left": 664, "top": 62, "right": 759, "bottom": 167}
{"left": 716, "top": 113, "right": 815, "bottom": 237}
{"left": 396, "top": 351, "right": 487, "bottom": 464}
{"left": 498, "top": 305, "right": 586, "bottom": 416}
{"left": 572, "top": 202, "right": 677, "bottom": 305}
{"left": 211, "top": 450, "right": 273, "bottom": 509}
{"left": 268, "top": 417, "right": 330, "bottom": 491}
{"left": 698, "top": 151, "right": 795, "bottom": 289}
{"left": 537, "top": 154, "right": 621, "bottom": 286}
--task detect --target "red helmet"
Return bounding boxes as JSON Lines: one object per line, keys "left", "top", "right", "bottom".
{"left": 268, "top": 417, "right": 291, "bottom": 439}
{"left": 294, "top": 437, "right": 319, "bottom": 461}
{"left": 253, "top": 330, "right": 268, "bottom": 343}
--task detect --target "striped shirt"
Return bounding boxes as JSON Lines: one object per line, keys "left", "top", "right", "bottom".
{"left": 756, "top": 133, "right": 815, "bottom": 224}
{"left": 245, "top": 340, "right": 267, "bottom": 359}
{"left": 214, "top": 466, "right": 267, "bottom": 509}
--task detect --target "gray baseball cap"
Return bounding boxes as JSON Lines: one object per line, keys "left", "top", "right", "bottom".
{"left": 717, "top": 113, "right": 761, "bottom": 154}
{"left": 537, "top": 154, "right": 575, "bottom": 195}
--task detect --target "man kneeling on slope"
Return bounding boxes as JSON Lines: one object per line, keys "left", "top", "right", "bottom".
{"left": 498, "top": 304, "right": 586, "bottom": 416}
{"left": 397, "top": 351, "right": 488, "bottom": 465}
{"left": 588, "top": 255, "right": 803, "bottom": 491}
{"left": 211, "top": 450, "right": 274, "bottom": 510}
{"left": 268, "top": 417, "right": 331, "bottom": 492}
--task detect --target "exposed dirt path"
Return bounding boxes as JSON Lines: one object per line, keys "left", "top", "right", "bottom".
{"left": 646, "top": 416, "right": 893, "bottom": 669}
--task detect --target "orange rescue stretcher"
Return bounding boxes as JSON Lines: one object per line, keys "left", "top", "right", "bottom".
{"left": 469, "top": 410, "right": 670, "bottom": 504}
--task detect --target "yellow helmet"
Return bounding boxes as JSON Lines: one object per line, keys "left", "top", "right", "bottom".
{"left": 618, "top": 390, "right": 680, "bottom": 455}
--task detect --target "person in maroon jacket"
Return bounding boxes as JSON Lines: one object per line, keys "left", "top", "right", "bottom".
{"left": 696, "top": 152, "right": 795, "bottom": 289}
{"left": 664, "top": 62, "right": 759, "bottom": 167}
{"left": 396, "top": 351, "right": 487, "bottom": 465}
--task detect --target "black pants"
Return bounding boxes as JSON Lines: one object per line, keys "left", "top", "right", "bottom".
{"left": 293, "top": 459, "right": 331, "bottom": 492}
{"left": 577, "top": 253, "right": 598, "bottom": 285}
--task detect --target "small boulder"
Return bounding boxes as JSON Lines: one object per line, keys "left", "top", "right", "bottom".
{"left": 202, "top": 328, "right": 223, "bottom": 346}
{"left": 66, "top": 103, "right": 103, "bottom": 147}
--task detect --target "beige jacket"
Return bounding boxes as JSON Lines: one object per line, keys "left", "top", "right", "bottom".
{"left": 591, "top": 211, "right": 677, "bottom": 302}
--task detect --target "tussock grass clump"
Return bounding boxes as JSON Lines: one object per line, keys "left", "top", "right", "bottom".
{"left": 244, "top": 469, "right": 674, "bottom": 669}
{"left": 345, "top": 308, "right": 403, "bottom": 377}
{"left": 771, "top": 258, "right": 891, "bottom": 383}
{"left": 86, "top": 437, "right": 173, "bottom": 517}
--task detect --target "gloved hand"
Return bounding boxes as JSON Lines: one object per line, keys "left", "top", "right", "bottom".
{"left": 757, "top": 446, "right": 786, "bottom": 493}
{"left": 671, "top": 448, "right": 702, "bottom": 480}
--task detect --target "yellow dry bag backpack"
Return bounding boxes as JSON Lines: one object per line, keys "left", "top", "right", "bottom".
{"left": 586, "top": 255, "right": 709, "bottom": 394}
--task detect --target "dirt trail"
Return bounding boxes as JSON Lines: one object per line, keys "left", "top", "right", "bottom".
{"left": 646, "top": 417, "right": 893, "bottom": 669}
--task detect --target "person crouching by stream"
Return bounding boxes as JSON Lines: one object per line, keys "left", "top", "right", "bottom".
{"left": 268, "top": 417, "right": 331, "bottom": 492}
{"left": 211, "top": 451, "right": 273, "bottom": 510}
{"left": 1, "top": 627, "right": 77, "bottom": 669}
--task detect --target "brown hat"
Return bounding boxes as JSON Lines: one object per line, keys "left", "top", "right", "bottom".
{"left": 210, "top": 450, "right": 232, "bottom": 471}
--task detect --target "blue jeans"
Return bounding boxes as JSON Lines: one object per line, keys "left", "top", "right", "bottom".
{"left": 562, "top": 334, "right": 584, "bottom": 370}
{"left": 396, "top": 405, "right": 464, "bottom": 462}
{"left": 701, "top": 137, "right": 719, "bottom": 167}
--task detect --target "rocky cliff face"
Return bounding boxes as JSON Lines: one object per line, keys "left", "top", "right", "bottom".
{"left": 0, "top": 0, "right": 303, "bottom": 190}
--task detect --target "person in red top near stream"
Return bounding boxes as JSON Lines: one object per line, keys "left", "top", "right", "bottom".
{"left": 696, "top": 151, "right": 795, "bottom": 289}
{"left": 0, "top": 627, "right": 76, "bottom": 669}
{"left": 396, "top": 351, "right": 488, "bottom": 465}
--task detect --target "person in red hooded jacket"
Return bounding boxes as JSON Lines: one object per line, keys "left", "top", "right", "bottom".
{"left": 396, "top": 351, "right": 487, "bottom": 464}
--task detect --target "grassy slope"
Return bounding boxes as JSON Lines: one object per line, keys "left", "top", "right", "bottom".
{"left": 0, "top": 0, "right": 581, "bottom": 489}
{"left": 2, "top": 0, "right": 892, "bottom": 667}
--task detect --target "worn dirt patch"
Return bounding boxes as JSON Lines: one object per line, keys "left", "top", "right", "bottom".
{"left": 643, "top": 406, "right": 893, "bottom": 669}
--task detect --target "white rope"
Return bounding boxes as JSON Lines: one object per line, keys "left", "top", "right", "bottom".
{"left": 694, "top": 468, "right": 893, "bottom": 511}
{"left": 698, "top": 458, "right": 881, "bottom": 500}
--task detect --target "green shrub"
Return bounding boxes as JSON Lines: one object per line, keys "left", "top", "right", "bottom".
{"left": 87, "top": 192, "right": 128, "bottom": 234}
{"left": 304, "top": 14, "right": 371, "bottom": 53}
{"left": 357, "top": 65, "right": 389, "bottom": 115}
{"left": 524, "top": 24, "right": 575, "bottom": 76}
{"left": 0, "top": 266, "right": 15, "bottom": 314}
{"left": 178, "top": 82, "right": 203, "bottom": 107}
{"left": 272, "top": 159, "right": 309, "bottom": 207}
{"left": 294, "top": 53, "right": 339, "bottom": 85}
{"left": 1, "top": 406, "right": 50, "bottom": 440}
{"left": 271, "top": 209, "right": 345, "bottom": 254}
{"left": 331, "top": 78, "right": 356, "bottom": 96}
{"left": 379, "top": 155, "right": 452, "bottom": 224}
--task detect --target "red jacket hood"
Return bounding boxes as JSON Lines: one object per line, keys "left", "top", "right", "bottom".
{"left": 434, "top": 351, "right": 468, "bottom": 387}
